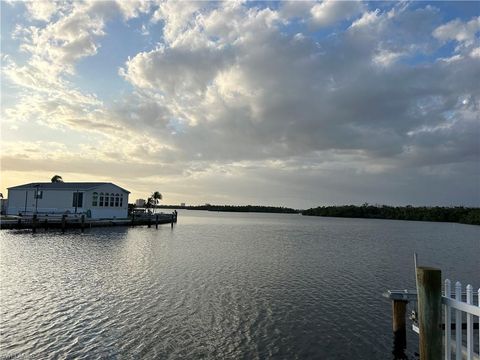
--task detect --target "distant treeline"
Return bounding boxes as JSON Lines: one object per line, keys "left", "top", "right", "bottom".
{"left": 157, "top": 204, "right": 299, "bottom": 214}
{"left": 302, "top": 204, "right": 480, "bottom": 225}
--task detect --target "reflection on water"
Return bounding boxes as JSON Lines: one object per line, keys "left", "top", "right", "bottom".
{"left": 1, "top": 211, "right": 478, "bottom": 359}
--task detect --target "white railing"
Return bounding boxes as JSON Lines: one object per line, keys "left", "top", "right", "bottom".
{"left": 443, "top": 279, "right": 480, "bottom": 360}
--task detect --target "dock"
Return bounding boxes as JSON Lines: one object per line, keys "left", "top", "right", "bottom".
{"left": 0, "top": 212, "right": 177, "bottom": 232}
{"left": 384, "top": 255, "right": 479, "bottom": 360}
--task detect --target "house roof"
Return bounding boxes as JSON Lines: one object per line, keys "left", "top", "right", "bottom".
{"left": 8, "top": 182, "right": 130, "bottom": 193}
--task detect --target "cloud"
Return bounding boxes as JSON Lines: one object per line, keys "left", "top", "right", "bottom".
{"left": 433, "top": 16, "right": 480, "bottom": 46}
{"left": 24, "top": 1, "right": 63, "bottom": 22}
{"left": 310, "top": 0, "right": 363, "bottom": 27}
{"left": 2, "top": 1, "right": 479, "bottom": 207}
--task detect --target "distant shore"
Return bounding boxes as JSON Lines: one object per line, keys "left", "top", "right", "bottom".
{"left": 302, "top": 205, "right": 480, "bottom": 225}
{"left": 154, "top": 204, "right": 299, "bottom": 214}
{"left": 153, "top": 204, "right": 480, "bottom": 225}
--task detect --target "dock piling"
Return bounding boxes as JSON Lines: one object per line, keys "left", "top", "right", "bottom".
{"left": 392, "top": 299, "right": 408, "bottom": 352}
{"left": 32, "top": 214, "right": 37, "bottom": 233}
{"left": 416, "top": 266, "right": 442, "bottom": 360}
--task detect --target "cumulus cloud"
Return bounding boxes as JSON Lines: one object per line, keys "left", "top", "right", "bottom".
{"left": 24, "top": 1, "right": 63, "bottom": 21}
{"left": 2, "top": 1, "right": 479, "bottom": 207}
{"left": 433, "top": 16, "right": 480, "bottom": 46}
{"left": 310, "top": 0, "right": 363, "bottom": 27}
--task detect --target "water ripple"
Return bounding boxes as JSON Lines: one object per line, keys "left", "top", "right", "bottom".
{"left": 1, "top": 212, "right": 479, "bottom": 359}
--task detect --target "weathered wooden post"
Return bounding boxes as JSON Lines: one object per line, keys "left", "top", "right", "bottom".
{"left": 32, "top": 214, "right": 37, "bottom": 233}
{"left": 61, "top": 215, "right": 67, "bottom": 233}
{"left": 416, "top": 266, "right": 442, "bottom": 360}
{"left": 171, "top": 213, "right": 174, "bottom": 228}
{"left": 81, "top": 215, "right": 85, "bottom": 233}
{"left": 392, "top": 299, "right": 408, "bottom": 352}
{"left": 155, "top": 214, "right": 159, "bottom": 229}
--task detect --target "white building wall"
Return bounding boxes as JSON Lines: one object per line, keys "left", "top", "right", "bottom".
{"left": 8, "top": 189, "right": 81, "bottom": 215}
{"left": 7, "top": 184, "right": 129, "bottom": 219}
{"left": 87, "top": 184, "right": 128, "bottom": 219}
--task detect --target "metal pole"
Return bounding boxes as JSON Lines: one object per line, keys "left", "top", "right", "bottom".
{"left": 34, "top": 185, "right": 39, "bottom": 216}
{"left": 24, "top": 190, "right": 28, "bottom": 214}
{"left": 75, "top": 189, "right": 78, "bottom": 214}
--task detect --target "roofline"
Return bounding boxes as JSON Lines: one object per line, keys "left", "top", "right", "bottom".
{"left": 7, "top": 182, "right": 130, "bottom": 193}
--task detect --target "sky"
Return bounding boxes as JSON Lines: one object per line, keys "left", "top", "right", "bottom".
{"left": 1, "top": 0, "right": 479, "bottom": 208}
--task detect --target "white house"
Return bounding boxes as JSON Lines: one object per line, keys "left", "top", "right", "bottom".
{"left": 7, "top": 182, "right": 130, "bottom": 219}
{"left": 135, "top": 198, "right": 146, "bottom": 207}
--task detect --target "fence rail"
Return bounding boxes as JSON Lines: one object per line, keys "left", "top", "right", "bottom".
{"left": 384, "top": 280, "right": 479, "bottom": 360}
{"left": 443, "top": 280, "right": 480, "bottom": 360}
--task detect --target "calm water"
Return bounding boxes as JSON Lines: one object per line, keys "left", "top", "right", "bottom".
{"left": 1, "top": 211, "right": 479, "bottom": 359}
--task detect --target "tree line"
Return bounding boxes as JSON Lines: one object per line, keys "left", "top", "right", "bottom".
{"left": 301, "top": 204, "right": 480, "bottom": 225}
{"left": 157, "top": 204, "right": 299, "bottom": 214}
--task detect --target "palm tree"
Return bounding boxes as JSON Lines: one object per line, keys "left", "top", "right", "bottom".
{"left": 51, "top": 175, "right": 64, "bottom": 183}
{"left": 147, "top": 191, "right": 162, "bottom": 207}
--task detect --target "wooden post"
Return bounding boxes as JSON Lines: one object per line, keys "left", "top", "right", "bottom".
{"left": 171, "top": 213, "right": 174, "bottom": 228}
{"left": 148, "top": 217, "right": 151, "bottom": 228}
{"left": 392, "top": 300, "right": 408, "bottom": 353}
{"left": 81, "top": 215, "right": 85, "bottom": 233}
{"left": 44, "top": 218, "right": 48, "bottom": 231}
{"left": 32, "top": 214, "right": 37, "bottom": 233}
{"left": 61, "top": 215, "right": 66, "bottom": 233}
{"left": 416, "top": 266, "right": 442, "bottom": 360}
{"left": 155, "top": 214, "right": 159, "bottom": 229}
{"left": 17, "top": 218, "right": 22, "bottom": 229}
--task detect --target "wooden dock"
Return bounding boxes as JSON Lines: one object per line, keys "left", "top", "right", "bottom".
{"left": 0, "top": 212, "right": 177, "bottom": 232}
{"left": 384, "top": 256, "right": 480, "bottom": 360}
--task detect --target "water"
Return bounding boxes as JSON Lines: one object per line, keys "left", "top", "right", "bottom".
{"left": 1, "top": 211, "right": 479, "bottom": 359}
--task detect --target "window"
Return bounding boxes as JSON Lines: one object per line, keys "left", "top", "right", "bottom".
{"left": 110, "top": 194, "right": 114, "bottom": 207}
{"left": 105, "top": 193, "right": 109, "bottom": 207}
{"left": 115, "top": 194, "right": 119, "bottom": 207}
{"left": 92, "top": 192, "right": 98, "bottom": 206}
{"left": 120, "top": 195, "right": 123, "bottom": 207}
{"left": 72, "top": 192, "right": 83, "bottom": 208}
{"left": 99, "top": 193, "right": 104, "bottom": 207}
{"left": 35, "top": 190, "right": 43, "bottom": 199}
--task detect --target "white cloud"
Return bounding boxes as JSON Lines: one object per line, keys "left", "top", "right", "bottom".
{"left": 372, "top": 49, "right": 404, "bottom": 67}
{"left": 470, "top": 47, "right": 480, "bottom": 58}
{"left": 310, "top": 0, "right": 363, "bottom": 27}
{"left": 2, "top": 1, "right": 479, "bottom": 206}
{"left": 433, "top": 16, "right": 480, "bottom": 46}
{"left": 350, "top": 9, "right": 380, "bottom": 28}
{"left": 24, "top": 1, "right": 63, "bottom": 21}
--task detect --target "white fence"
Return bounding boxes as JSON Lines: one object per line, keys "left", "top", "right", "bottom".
{"left": 443, "top": 280, "right": 480, "bottom": 360}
